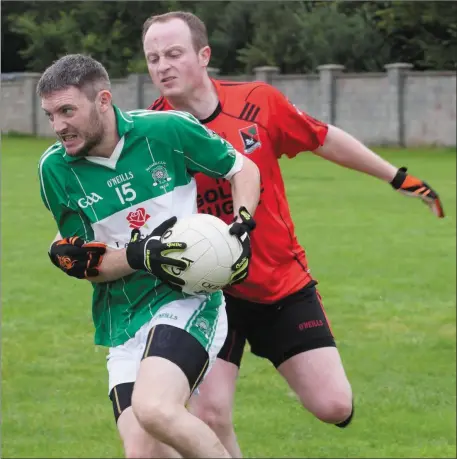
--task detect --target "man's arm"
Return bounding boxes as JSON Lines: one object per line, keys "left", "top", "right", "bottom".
{"left": 313, "top": 125, "right": 444, "bottom": 217}
{"left": 313, "top": 125, "right": 397, "bottom": 181}
{"left": 263, "top": 85, "right": 444, "bottom": 218}
{"left": 88, "top": 248, "right": 135, "bottom": 283}
{"left": 229, "top": 155, "right": 260, "bottom": 221}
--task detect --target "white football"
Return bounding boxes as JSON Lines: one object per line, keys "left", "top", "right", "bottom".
{"left": 161, "top": 213, "right": 243, "bottom": 295}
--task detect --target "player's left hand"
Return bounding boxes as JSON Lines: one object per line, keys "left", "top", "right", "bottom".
{"left": 228, "top": 207, "right": 256, "bottom": 285}
{"left": 390, "top": 167, "right": 444, "bottom": 218}
{"left": 49, "top": 236, "right": 107, "bottom": 279}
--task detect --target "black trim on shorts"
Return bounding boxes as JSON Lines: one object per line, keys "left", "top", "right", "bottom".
{"left": 217, "top": 329, "right": 246, "bottom": 367}
{"left": 109, "top": 382, "right": 134, "bottom": 424}
{"left": 142, "top": 324, "right": 209, "bottom": 394}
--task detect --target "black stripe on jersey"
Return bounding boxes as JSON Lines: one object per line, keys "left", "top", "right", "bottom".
{"left": 249, "top": 106, "right": 260, "bottom": 122}
{"left": 245, "top": 104, "right": 256, "bottom": 121}
{"left": 239, "top": 102, "right": 261, "bottom": 122}
{"left": 239, "top": 102, "right": 250, "bottom": 120}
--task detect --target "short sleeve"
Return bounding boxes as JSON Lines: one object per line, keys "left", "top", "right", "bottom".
{"left": 38, "top": 151, "right": 94, "bottom": 240}
{"left": 172, "top": 111, "right": 244, "bottom": 180}
{"left": 266, "top": 86, "right": 329, "bottom": 158}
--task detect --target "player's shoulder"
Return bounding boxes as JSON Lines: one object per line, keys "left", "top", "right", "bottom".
{"left": 128, "top": 108, "right": 201, "bottom": 133}
{"left": 38, "top": 141, "right": 67, "bottom": 174}
{"left": 216, "top": 79, "right": 282, "bottom": 117}
{"left": 220, "top": 78, "right": 280, "bottom": 96}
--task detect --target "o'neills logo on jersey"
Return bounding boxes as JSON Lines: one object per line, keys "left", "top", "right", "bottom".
{"left": 239, "top": 124, "right": 261, "bottom": 154}
{"left": 147, "top": 161, "right": 172, "bottom": 188}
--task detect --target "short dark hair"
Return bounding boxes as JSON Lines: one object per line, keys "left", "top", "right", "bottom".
{"left": 36, "top": 54, "right": 111, "bottom": 100}
{"left": 142, "top": 11, "right": 208, "bottom": 53}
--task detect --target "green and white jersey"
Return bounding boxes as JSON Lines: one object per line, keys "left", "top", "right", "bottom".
{"left": 38, "top": 105, "right": 243, "bottom": 347}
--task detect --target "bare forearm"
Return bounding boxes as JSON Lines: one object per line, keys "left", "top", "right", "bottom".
{"left": 89, "top": 248, "right": 136, "bottom": 283}
{"left": 230, "top": 156, "right": 261, "bottom": 218}
{"left": 314, "top": 125, "right": 398, "bottom": 182}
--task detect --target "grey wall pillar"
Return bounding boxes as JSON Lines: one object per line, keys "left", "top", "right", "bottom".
{"left": 317, "top": 64, "right": 344, "bottom": 125}
{"left": 24, "top": 73, "right": 42, "bottom": 136}
{"left": 253, "top": 66, "right": 280, "bottom": 85}
{"left": 385, "top": 63, "right": 413, "bottom": 146}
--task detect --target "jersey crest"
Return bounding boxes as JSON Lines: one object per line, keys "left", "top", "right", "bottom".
{"left": 239, "top": 124, "right": 261, "bottom": 154}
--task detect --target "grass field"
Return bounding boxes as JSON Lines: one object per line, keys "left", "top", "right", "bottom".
{"left": 2, "top": 135, "right": 456, "bottom": 458}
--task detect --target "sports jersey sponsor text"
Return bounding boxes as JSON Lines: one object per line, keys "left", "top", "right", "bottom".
{"left": 77, "top": 193, "right": 103, "bottom": 208}
{"left": 298, "top": 320, "right": 323, "bottom": 331}
{"left": 106, "top": 172, "right": 134, "bottom": 188}
{"left": 197, "top": 179, "right": 264, "bottom": 218}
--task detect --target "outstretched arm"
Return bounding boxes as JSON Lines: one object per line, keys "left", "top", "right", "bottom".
{"left": 313, "top": 125, "right": 444, "bottom": 218}
{"left": 314, "top": 125, "right": 397, "bottom": 181}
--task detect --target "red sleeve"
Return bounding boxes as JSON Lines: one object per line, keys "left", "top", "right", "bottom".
{"left": 266, "top": 86, "right": 328, "bottom": 158}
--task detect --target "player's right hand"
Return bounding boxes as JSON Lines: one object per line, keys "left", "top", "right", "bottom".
{"left": 49, "top": 236, "right": 107, "bottom": 279}
{"left": 229, "top": 207, "right": 256, "bottom": 285}
{"left": 126, "top": 217, "right": 188, "bottom": 289}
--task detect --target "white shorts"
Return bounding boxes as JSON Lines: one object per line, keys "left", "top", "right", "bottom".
{"left": 106, "top": 296, "right": 227, "bottom": 394}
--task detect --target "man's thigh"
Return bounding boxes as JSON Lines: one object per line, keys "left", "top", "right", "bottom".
{"left": 245, "top": 283, "right": 336, "bottom": 368}
{"left": 107, "top": 295, "right": 228, "bottom": 421}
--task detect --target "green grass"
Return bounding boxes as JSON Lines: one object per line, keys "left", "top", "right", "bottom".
{"left": 2, "top": 136, "right": 456, "bottom": 458}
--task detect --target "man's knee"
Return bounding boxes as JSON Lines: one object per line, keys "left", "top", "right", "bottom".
{"left": 191, "top": 394, "right": 233, "bottom": 434}
{"left": 310, "top": 396, "right": 353, "bottom": 426}
{"left": 132, "top": 394, "right": 178, "bottom": 438}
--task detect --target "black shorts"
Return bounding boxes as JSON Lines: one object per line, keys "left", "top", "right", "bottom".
{"left": 218, "top": 281, "right": 336, "bottom": 368}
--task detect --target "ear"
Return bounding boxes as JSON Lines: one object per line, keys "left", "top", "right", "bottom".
{"left": 98, "top": 90, "right": 112, "bottom": 113}
{"left": 199, "top": 45, "right": 211, "bottom": 68}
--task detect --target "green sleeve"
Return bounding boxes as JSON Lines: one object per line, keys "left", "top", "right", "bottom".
{"left": 173, "top": 111, "right": 243, "bottom": 179}
{"left": 38, "top": 154, "right": 94, "bottom": 241}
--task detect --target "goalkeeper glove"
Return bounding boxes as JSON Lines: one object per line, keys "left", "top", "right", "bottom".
{"left": 390, "top": 167, "right": 444, "bottom": 218}
{"left": 126, "top": 216, "right": 188, "bottom": 289}
{"left": 228, "top": 207, "right": 256, "bottom": 285}
{"left": 49, "top": 236, "right": 107, "bottom": 279}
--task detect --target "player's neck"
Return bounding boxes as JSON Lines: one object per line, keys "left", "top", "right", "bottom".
{"left": 87, "top": 109, "right": 120, "bottom": 158}
{"left": 167, "top": 75, "right": 219, "bottom": 121}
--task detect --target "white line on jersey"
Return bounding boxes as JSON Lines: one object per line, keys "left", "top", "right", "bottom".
{"left": 70, "top": 168, "right": 99, "bottom": 222}
{"left": 145, "top": 137, "right": 155, "bottom": 163}
{"left": 38, "top": 143, "right": 65, "bottom": 211}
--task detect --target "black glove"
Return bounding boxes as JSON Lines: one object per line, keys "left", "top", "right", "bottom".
{"left": 390, "top": 167, "right": 444, "bottom": 218}
{"left": 126, "top": 217, "right": 188, "bottom": 289}
{"left": 228, "top": 207, "right": 256, "bottom": 285}
{"left": 49, "top": 236, "right": 107, "bottom": 279}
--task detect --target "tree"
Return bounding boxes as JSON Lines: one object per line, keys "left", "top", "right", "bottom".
{"left": 237, "top": 1, "right": 390, "bottom": 73}
{"left": 5, "top": 0, "right": 456, "bottom": 76}
{"left": 373, "top": 1, "right": 457, "bottom": 70}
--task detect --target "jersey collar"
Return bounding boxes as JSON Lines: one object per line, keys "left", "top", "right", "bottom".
{"left": 62, "top": 104, "right": 133, "bottom": 163}
{"left": 156, "top": 78, "right": 225, "bottom": 123}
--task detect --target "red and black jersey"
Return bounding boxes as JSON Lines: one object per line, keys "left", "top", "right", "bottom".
{"left": 148, "top": 79, "right": 328, "bottom": 304}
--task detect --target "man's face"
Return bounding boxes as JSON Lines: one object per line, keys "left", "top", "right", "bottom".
{"left": 143, "top": 18, "right": 209, "bottom": 99}
{"left": 41, "top": 86, "right": 104, "bottom": 157}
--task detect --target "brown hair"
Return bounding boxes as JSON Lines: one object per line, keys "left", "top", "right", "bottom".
{"left": 142, "top": 11, "right": 208, "bottom": 52}
{"left": 36, "top": 54, "right": 110, "bottom": 100}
